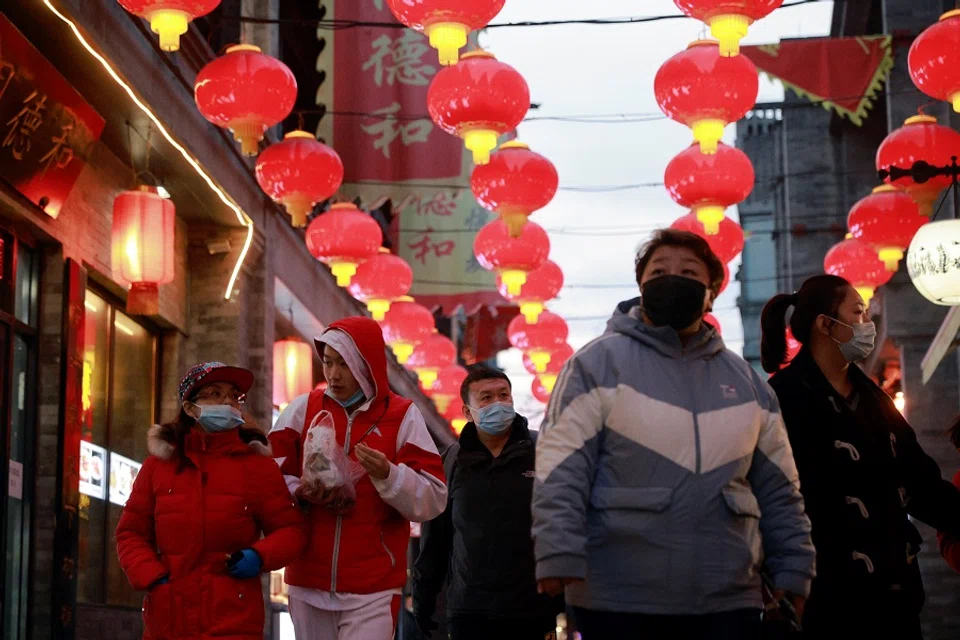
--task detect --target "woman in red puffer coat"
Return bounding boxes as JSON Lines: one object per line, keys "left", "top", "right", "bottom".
{"left": 116, "top": 362, "right": 307, "bottom": 640}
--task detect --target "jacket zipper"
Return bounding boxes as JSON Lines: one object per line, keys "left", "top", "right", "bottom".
{"left": 686, "top": 357, "right": 704, "bottom": 610}
{"left": 380, "top": 531, "right": 396, "bottom": 568}
{"left": 199, "top": 432, "right": 207, "bottom": 637}
{"left": 330, "top": 411, "right": 356, "bottom": 593}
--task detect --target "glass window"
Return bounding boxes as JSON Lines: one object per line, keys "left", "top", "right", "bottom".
{"left": 14, "top": 241, "right": 37, "bottom": 326}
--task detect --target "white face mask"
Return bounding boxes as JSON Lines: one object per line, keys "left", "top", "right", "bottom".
{"left": 826, "top": 317, "right": 877, "bottom": 362}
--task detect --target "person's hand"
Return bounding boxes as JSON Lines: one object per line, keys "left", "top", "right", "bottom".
{"left": 355, "top": 443, "right": 391, "bottom": 480}
{"left": 772, "top": 589, "right": 806, "bottom": 621}
{"left": 226, "top": 549, "right": 263, "bottom": 579}
{"left": 537, "top": 577, "right": 583, "bottom": 597}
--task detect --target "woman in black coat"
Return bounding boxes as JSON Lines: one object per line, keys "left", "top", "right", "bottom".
{"left": 762, "top": 274, "right": 960, "bottom": 638}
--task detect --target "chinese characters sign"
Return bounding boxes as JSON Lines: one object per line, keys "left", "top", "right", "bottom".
{"left": 0, "top": 15, "right": 105, "bottom": 218}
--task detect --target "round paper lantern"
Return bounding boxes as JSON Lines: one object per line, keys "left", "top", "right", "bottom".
{"left": 471, "top": 141, "right": 559, "bottom": 237}
{"left": 665, "top": 142, "right": 755, "bottom": 234}
{"left": 474, "top": 219, "right": 550, "bottom": 296}
{"left": 431, "top": 365, "right": 468, "bottom": 414}
{"left": 112, "top": 186, "right": 176, "bottom": 316}
{"left": 906, "top": 220, "right": 960, "bottom": 305}
{"left": 876, "top": 114, "right": 960, "bottom": 216}
{"left": 118, "top": 0, "right": 220, "bottom": 52}
{"left": 655, "top": 40, "right": 759, "bottom": 154}
{"left": 908, "top": 10, "right": 960, "bottom": 113}
{"left": 255, "top": 131, "right": 344, "bottom": 227}
{"left": 195, "top": 44, "right": 297, "bottom": 156}
{"left": 532, "top": 377, "right": 551, "bottom": 404}
{"left": 824, "top": 238, "right": 895, "bottom": 304}
{"left": 273, "top": 338, "right": 313, "bottom": 410}
{"left": 348, "top": 250, "right": 414, "bottom": 321}
{"left": 385, "top": 0, "right": 506, "bottom": 66}
{"left": 305, "top": 203, "right": 383, "bottom": 287}
{"left": 704, "top": 313, "right": 722, "bottom": 335}
{"left": 381, "top": 297, "right": 436, "bottom": 364}
{"left": 427, "top": 51, "right": 530, "bottom": 165}
{"left": 847, "top": 185, "right": 925, "bottom": 272}
{"left": 671, "top": 212, "right": 745, "bottom": 264}
{"left": 522, "top": 343, "right": 573, "bottom": 393}
{"left": 498, "top": 259, "right": 564, "bottom": 324}
{"left": 508, "top": 311, "right": 568, "bottom": 373}
{"left": 407, "top": 333, "right": 458, "bottom": 388}
{"left": 673, "top": 1, "right": 784, "bottom": 57}
{"left": 443, "top": 397, "right": 468, "bottom": 435}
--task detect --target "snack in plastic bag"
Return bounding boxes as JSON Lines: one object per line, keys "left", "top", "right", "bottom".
{"left": 301, "top": 410, "right": 366, "bottom": 511}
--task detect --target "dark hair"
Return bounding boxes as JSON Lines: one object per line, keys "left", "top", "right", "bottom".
{"left": 948, "top": 416, "right": 960, "bottom": 450}
{"left": 634, "top": 229, "right": 725, "bottom": 296}
{"left": 162, "top": 408, "right": 197, "bottom": 472}
{"left": 460, "top": 365, "right": 511, "bottom": 406}
{"left": 760, "top": 274, "right": 851, "bottom": 373}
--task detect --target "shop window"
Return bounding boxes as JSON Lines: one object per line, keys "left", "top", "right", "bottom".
{"left": 76, "top": 290, "right": 158, "bottom": 608}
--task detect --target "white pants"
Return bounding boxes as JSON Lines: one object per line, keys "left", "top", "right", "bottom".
{"left": 289, "top": 593, "right": 399, "bottom": 640}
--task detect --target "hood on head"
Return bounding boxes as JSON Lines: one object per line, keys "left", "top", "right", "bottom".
{"left": 606, "top": 297, "right": 725, "bottom": 360}
{"left": 315, "top": 316, "right": 390, "bottom": 404}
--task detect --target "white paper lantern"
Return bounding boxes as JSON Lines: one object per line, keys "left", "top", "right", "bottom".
{"left": 906, "top": 219, "right": 960, "bottom": 305}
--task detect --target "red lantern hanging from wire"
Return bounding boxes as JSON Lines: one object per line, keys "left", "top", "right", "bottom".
{"left": 532, "top": 377, "right": 551, "bottom": 404}
{"left": 407, "top": 333, "right": 458, "bottom": 388}
{"left": 522, "top": 342, "right": 574, "bottom": 393}
{"left": 665, "top": 142, "right": 755, "bottom": 235}
{"left": 305, "top": 203, "right": 383, "bottom": 287}
{"left": 824, "top": 238, "right": 895, "bottom": 305}
{"left": 273, "top": 338, "right": 313, "bottom": 410}
{"left": 111, "top": 186, "right": 176, "bottom": 316}
{"left": 655, "top": 40, "right": 759, "bottom": 155}
{"left": 498, "top": 259, "right": 564, "bottom": 324}
{"left": 381, "top": 297, "right": 436, "bottom": 364}
{"left": 427, "top": 51, "right": 530, "bottom": 165}
{"left": 508, "top": 311, "right": 569, "bottom": 373}
{"left": 673, "top": 1, "right": 784, "bottom": 57}
{"left": 385, "top": 0, "right": 506, "bottom": 66}
{"left": 348, "top": 249, "right": 414, "bottom": 321}
{"left": 118, "top": 0, "right": 221, "bottom": 52}
{"left": 847, "top": 185, "right": 925, "bottom": 272}
{"left": 908, "top": 10, "right": 960, "bottom": 113}
{"left": 471, "top": 141, "right": 559, "bottom": 237}
{"left": 430, "top": 365, "right": 468, "bottom": 414}
{"left": 671, "top": 212, "right": 745, "bottom": 264}
{"left": 474, "top": 219, "right": 550, "bottom": 296}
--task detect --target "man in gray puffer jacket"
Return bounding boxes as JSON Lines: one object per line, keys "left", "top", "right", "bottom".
{"left": 532, "top": 229, "right": 815, "bottom": 639}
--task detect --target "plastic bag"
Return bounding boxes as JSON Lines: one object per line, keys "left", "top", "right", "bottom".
{"left": 301, "top": 410, "right": 366, "bottom": 512}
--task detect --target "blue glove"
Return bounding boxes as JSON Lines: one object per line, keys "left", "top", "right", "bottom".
{"left": 226, "top": 549, "right": 262, "bottom": 579}
{"left": 149, "top": 576, "right": 169, "bottom": 590}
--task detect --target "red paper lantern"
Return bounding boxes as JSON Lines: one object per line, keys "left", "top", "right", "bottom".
{"left": 407, "top": 333, "right": 457, "bottom": 388}
{"left": 704, "top": 313, "right": 722, "bottom": 335}
{"left": 273, "top": 338, "right": 313, "bottom": 409}
{"left": 522, "top": 343, "right": 573, "bottom": 392}
{"left": 824, "top": 238, "right": 895, "bottom": 305}
{"left": 508, "top": 311, "right": 569, "bottom": 373}
{"left": 847, "top": 185, "right": 925, "bottom": 272}
{"left": 118, "top": 0, "right": 220, "bottom": 52}
{"left": 532, "top": 377, "right": 551, "bottom": 404}
{"left": 655, "top": 40, "right": 759, "bottom": 154}
{"left": 195, "top": 44, "right": 297, "bottom": 156}
{"left": 305, "top": 203, "right": 383, "bottom": 287}
{"left": 112, "top": 187, "right": 176, "bottom": 316}
{"left": 427, "top": 51, "right": 530, "bottom": 165}
{"left": 671, "top": 212, "right": 745, "bottom": 264}
{"left": 348, "top": 250, "right": 414, "bottom": 321}
{"left": 471, "top": 141, "right": 559, "bottom": 237}
{"left": 255, "top": 131, "right": 344, "bottom": 227}
{"left": 665, "top": 142, "right": 755, "bottom": 235}
{"left": 876, "top": 114, "right": 960, "bottom": 216}
{"left": 498, "top": 259, "right": 564, "bottom": 324}
{"left": 381, "top": 298, "right": 436, "bottom": 364}
{"left": 908, "top": 10, "right": 960, "bottom": 113}
{"left": 385, "top": 0, "right": 506, "bottom": 66}
{"left": 474, "top": 219, "right": 550, "bottom": 296}
{"left": 443, "top": 397, "right": 468, "bottom": 435}
{"left": 431, "top": 365, "right": 468, "bottom": 413}
{"left": 673, "top": 1, "right": 784, "bottom": 57}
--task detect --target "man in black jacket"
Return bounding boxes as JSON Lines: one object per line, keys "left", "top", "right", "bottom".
{"left": 412, "top": 366, "right": 562, "bottom": 640}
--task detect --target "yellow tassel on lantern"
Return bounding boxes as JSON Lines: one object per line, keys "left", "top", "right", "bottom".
{"left": 709, "top": 14, "right": 750, "bottom": 57}
{"left": 499, "top": 269, "right": 527, "bottom": 296}
{"left": 878, "top": 247, "right": 903, "bottom": 272}
{"left": 434, "top": 394, "right": 454, "bottom": 414}
{"left": 451, "top": 418, "right": 467, "bottom": 435}
{"left": 520, "top": 302, "right": 544, "bottom": 324}
{"left": 529, "top": 350, "right": 551, "bottom": 374}
{"left": 147, "top": 9, "right": 190, "bottom": 52}
{"left": 692, "top": 119, "right": 725, "bottom": 155}
{"left": 855, "top": 287, "right": 875, "bottom": 304}
{"left": 502, "top": 212, "right": 528, "bottom": 238}
{"left": 541, "top": 373, "right": 559, "bottom": 393}
{"left": 367, "top": 299, "right": 391, "bottom": 322}
{"left": 391, "top": 342, "right": 415, "bottom": 364}
{"left": 426, "top": 22, "right": 468, "bottom": 66}
{"left": 694, "top": 205, "right": 725, "bottom": 235}
{"left": 417, "top": 368, "right": 439, "bottom": 389}
{"left": 463, "top": 128, "right": 499, "bottom": 165}
{"left": 329, "top": 261, "right": 358, "bottom": 288}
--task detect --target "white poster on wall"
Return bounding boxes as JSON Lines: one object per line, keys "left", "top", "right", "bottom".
{"left": 109, "top": 453, "right": 142, "bottom": 507}
{"left": 79, "top": 440, "right": 106, "bottom": 500}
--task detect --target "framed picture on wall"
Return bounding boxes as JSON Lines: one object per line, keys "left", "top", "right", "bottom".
{"left": 108, "top": 452, "right": 141, "bottom": 507}
{"left": 79, "top": 440, "right": 106, "bottom": 500}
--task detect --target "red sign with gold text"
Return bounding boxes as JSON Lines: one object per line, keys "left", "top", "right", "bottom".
{"left": 0, "top": 13, "right": 105, "bottom": 218}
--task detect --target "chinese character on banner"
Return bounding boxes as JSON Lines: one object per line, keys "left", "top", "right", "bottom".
{"left": 39, "top": 120, "right": 75, "bottom": 173}
{"left": 361, "top": 102, "right": 433, "bottom": 159}
{"left": 418, "top": 192, "right": 457, "bottom": 217}
{"left": 408, "top": 228, "right": 456, "bottom": 265}
{"left": 363, "top": 31, "right": 436, "bottom": 87}
{"left": 3, "top": 90, "right": 47, "bottom": 160}
{"left": 0, "top": 62, "right": 15, "bottom": 101}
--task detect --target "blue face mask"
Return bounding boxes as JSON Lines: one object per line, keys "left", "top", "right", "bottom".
{"left": 326, "top": 388, "right": 366, "bottom": 409}
{"left": 469, "top": 402, "right": 516, "bottom": 436}
{"left": 195, "top": 405, "right": 245, "bottom": 433}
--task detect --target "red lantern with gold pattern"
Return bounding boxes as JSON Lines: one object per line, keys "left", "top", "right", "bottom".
{"left": 847, "top": 185, "right": 925, "bottom": 272}
{"left": 475, "top": 219, "right": 550, "bottom": 297}
{"left": 348, "top": 250, "right": 414, "bottom": 321}
{"left": 665, "top": 142, "right": 755, "bottom": 235}
{"left": 273, "top": 338, "right": 313, "bottom": 410}
{"left": 255, "top": 131, "right": 344, "bottom": 227}
{"left": 381, "top": 298, "right": 436, "bottom": 364}
{"left": 508, "top": 311, "right": 569, "bottom": 374}
{"left": 118, "top": 0, "right": 221, "bottom": 52}
{"left": 430, "top": 365, "right": 468, "bottom": 414}
{"left": 673, "top": 1, "right": 784, "bottom": 57}
{"left": 385, "top": 0, "right": 506, "bottom": 66}
{"left": 305, "top": 203, "right": 383, "bottom": 287}
{"left": 523, "top": 343, "right": 573, "bottom": 393}
{"left": 532, "top": 377, "right": 551, "bottom": 404}
{"left": 824, "top": 238, "right": 895, "bottom": 305}
{"left": 671, "top": 212, "right": 745, "bottom": 264}
{"left": 112, "top": 186, "right": 176, "bottom": 316}
{"left": 471, "top": 141, "right": 559, "bottom": 237}
{"left": 498, "top": 259, "right": 564, "bottom": 324}
{"left": 908, "top": 10, "right": 960, "bottom": 113}
{"left": 427, "top": 51, "right": 530, "bottom": 165}
{"left": 407, "top": 333, "right": 457, "bottom": 388}
{"left": 655, "top": 40, "right": 759, "bottom": 154}
{"left": 195, "top": 44, "right": 297, "bottom": 156}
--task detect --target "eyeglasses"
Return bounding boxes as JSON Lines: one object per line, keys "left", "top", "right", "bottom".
{"left": 194, "top": 388, "right": 246, "bottom": 405}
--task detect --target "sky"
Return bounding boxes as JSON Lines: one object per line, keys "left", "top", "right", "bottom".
{"left": 481, "top": 1, "right": 836, "bottom": 426}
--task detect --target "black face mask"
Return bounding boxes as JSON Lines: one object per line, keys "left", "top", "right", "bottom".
{"left": 641, "top": 275, "right": 708, "bottom": 331}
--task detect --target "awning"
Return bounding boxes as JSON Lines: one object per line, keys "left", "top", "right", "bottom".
{"left": 921, "top": 306, "right": 960, "bottom": 383}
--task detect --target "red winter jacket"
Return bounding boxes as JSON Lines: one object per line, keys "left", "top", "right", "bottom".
{"left": 269, "top": 317, "right": 447, "bottom": 595}
{"left": 939, "top": 470, "right": 960, "bottom": 573}
{"left": 116, "top": 423, "right": 307, "bottom": 640}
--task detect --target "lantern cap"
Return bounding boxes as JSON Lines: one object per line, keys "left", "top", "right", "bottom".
{"left": 396, "top": 295, "right": 415, "bottom": 303}
{"left": 687, "top": 39, "right": 720, "bottom": 50}
{"left": 871, "top": 184, "right": 899, "bottom": 194}
{"left": 377, "top": 247, "right": 391, "bottom": 254}
{"left": 904, "top": 114, "right": 938, "bottom": 126}
{"left": 940, "top": 9, "right": 960, "bottom": 21}
{"left": 137, "top": 184, "right": 159, "bottom": 194}
{"left": 330, "top": 202, "right": 359, "bottom": 211}
{"left": 460, "top": 50, "right": 496, "bottom": 61}
{"left": 284, "top": 130, "right": 315, "bottom": 140}
{"left": 226, "top": 43, "right": 262, "bottom": 54}
{"left": 499, "top": 141, "right": 530, "bottom": 151}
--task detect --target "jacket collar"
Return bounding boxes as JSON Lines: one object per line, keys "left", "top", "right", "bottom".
{"left": 606, "top": 297, "right": 725, "bottom": 361}
{"left": 458, "top": 415, "right": 531, "bottom": 455}
{"left": 147, "top": 423, "right": 271, "bottom": 461}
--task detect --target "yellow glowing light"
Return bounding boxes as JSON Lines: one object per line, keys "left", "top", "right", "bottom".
{"left": 694, "top": 205, "right": 725, "bottom": 235}
{"left": 330, "top": 261, "right": 358, "bottom": 288}
{"left": 952, "top": 92, "right": 960, "bottom": 113}
{"left": 391, "top": 342, "right": 415, "bottom": 364}
{"left": 43, "top": 0, "right": 254, "bottom": 301}
{"left": 709, "top": 14, "right": 750, "bottom": 57}
{"left": 520, "top": 302, "right": 544, "bottom": 324}
{"left": 426, "top": 22, "right": 468, "bottom": 66}
{"left": 451, "top": 418, "right": 467, "bottom": 434}
{"left": 894, "top": 391, "right": 905, "bottom": 413}
{"left": 541, "top": 373, "right": 558, "bottom": 393}
{"left": 499, "top": 269, "right": 527, "bottom": 296}
{"left": 463, "top": 128, "right": 498, "bottom": 165}
{"left": 878, "top": 247, "right": 903, "bottom": 272}
{"left": 692, "top": 119, "right": 724, "bottom": 155}
{"left": 147, "top": 9, "right": 189, "bottom": 52}
{"left": 855, "top": 287, "right": 875, "bottom": 304}
{"left": 417, "top": 368, "right": 439, "bottom": 389}
{"left": 367, "top": 299, "right": 391, "bottom": 322}
{"left": 529, "top": 350, "right": 551, "bottom": 374}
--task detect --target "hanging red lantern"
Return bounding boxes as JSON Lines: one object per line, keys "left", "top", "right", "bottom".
{"left": 474, "top": 219, "right": 550, "bottom": 296}
{"left": 430, "top": 365, "right": 468, "bottom": 414}
{"left": 665, "top": 142, "right": 755, "bottom": 235}
{"left": 498, "top": 259, "right": 564, "bottom": 324}
{"left": 443, "top": 397, "right": 468, "bottom": 435}
{"left": 195, "top": 44, "right": 297, "bottom": 156}
{"left": 118, "top": 0, "right": 221, "bottom": 52}
{"left": 522, "top": 343, "right": 573, "bottom": 393}
{"left": 273, "top": 338, "right": 313, "bottom": 410}
{"left": 508, "top": 311, "right": 569, "bottom": 373}
{"left": 305, "top": 203, "right": 383, "bottom": 287}
{"left": 427, "top": 50, "right": 530, "bottom": 165}
{"left": 823, "top": 238, "right": 895, "bottom": 305}
{"left": 471, "top": 141, "right": 559, "bottom": 237}
{"left": 532, "top": 377, "right": 551, "bottom": 404}
{"left": 255, "top": 131, "right": 344, "bottom": 228}
{"left": 111, "top": 186, "right": 176, "bottom": 316}
{"left": 671, "top": 212, "right": 745, "bottom": 264}
{"left": 847, "top": 185, "right": 925, "bottom": 272}
{"left": 381, "top": 297, "right": 436, "bottom": 364}
{"left": 407, "top": 333, "right": 457, "bottom": 388}
{"left": 908, "top": 10, "right": 960, "bottom": 113}
{"left": 704, "top": 313, "right": 722, "bottom": 335}
{"left": 673, "top": 1, "right": 784, "bottom": 57}
{"left": 876, "top": 114, "right": 960, "bottom": 216}
{"left": 385, "top": 0, "right": 506, "bottom": 66}
{"left": 655, "top": 40, "right": 759, "bottom": 154}
{"left": 348, "top": 250, "right": 414, "bottom": 321}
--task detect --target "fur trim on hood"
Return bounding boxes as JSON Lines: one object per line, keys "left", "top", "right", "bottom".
{"left": 147, "top": 424, "right": 272, "bottom": 460}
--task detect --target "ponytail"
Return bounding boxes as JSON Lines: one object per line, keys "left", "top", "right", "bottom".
{"left": 760, "top": 293, "right": 797, "bottom": 373}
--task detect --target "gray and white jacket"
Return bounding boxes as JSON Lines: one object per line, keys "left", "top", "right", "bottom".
{"left": 532, "top": 298, "right": 816, "bottom": 614}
